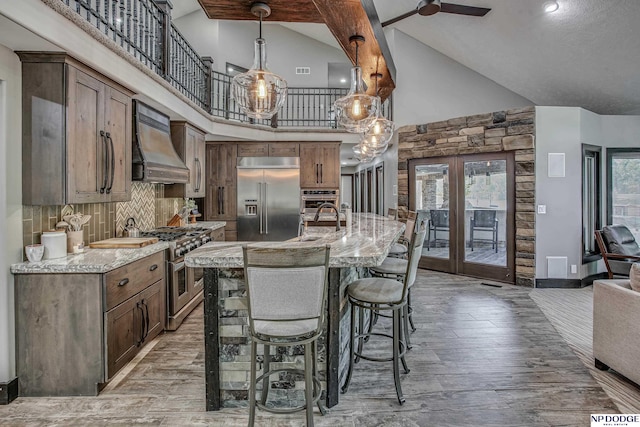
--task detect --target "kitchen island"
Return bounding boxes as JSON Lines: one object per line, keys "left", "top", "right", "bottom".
{"left": 185, "top": 213, "right": 405, "bottom": 410}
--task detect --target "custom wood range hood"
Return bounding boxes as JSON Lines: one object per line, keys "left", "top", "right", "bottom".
{"left": 196, "top": 0, "right": 396, "bottom": 102}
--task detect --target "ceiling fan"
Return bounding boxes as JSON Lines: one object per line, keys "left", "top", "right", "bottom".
{"left": 381, "top": 0, "right": 491, "bottom": 27}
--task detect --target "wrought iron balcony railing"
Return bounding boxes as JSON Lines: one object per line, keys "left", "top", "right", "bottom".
{"left": 59, "top": 0, "right": 392, "bottom": 128}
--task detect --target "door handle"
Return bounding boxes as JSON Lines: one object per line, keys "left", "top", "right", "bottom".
{"left": 258, "top": 182, "right": 263, "bottom": 234}
{"left": 264, "top": 182, "right": 268, "bottom": 234}
{"left": 105, "top": 132, "right": 115, "bottom": 194}
{"left": 99, "top": 130, "right": 108, "bottom": 194}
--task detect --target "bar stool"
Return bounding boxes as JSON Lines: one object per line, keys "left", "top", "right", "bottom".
{"left": 243, "top": 243, "right": 331, "bottom": 427}
{"left": 341, "top": 222, "right": 427, "bottom": 404}
{"left": 387, "top": 211, "right": 417, "bottom": 258}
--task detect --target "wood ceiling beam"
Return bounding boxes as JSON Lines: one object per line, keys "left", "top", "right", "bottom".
{"left": 196, "top": 0, "right": 324, "bottom": 23}
{"left": 311, "top": 0, "right": 395, "bottom": 103}
{"left": 195, "top": 0, "right": 396, "bottom": 101}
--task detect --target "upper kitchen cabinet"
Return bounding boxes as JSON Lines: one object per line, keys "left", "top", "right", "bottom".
{"left": 19, "top": 53, "right": 133, "bottom": 205}
{"left": 237, "top": 142, "right": 299, "bottom": 157}
{"left": 300, "top": 142, "right": 341, "bottom": 189}
{"left": 164, "top": 122, "right": 206, "bottom": 198}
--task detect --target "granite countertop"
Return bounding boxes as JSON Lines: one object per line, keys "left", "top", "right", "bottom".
{"left": 10, "top": 242, "right": 169, "bottom": 274}
{"left": 185, "top": 213, "right": 404, "bottom": 269}
{"left": 11, "top": 221, "right": 227, "bottom": 274}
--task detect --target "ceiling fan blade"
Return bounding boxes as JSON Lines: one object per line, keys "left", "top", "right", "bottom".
{"left": 381, "top": 9, "right": 420, "bottom": 27}
{"left": 440, "top": 3, "right": 491, "bottom": 16}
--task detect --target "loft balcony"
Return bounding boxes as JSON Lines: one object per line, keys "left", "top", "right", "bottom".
{"left": 58, "top": 0, "right": 392, "bottom": 129}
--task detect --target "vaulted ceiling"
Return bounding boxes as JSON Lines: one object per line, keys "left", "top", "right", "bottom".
{"left": 182, "top": 0, "right": 640, "bottom": 116}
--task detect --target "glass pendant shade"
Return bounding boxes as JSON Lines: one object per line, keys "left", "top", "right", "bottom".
{"left": 353, "top": 142, "right": 384, "bottom": 163}
{"left": 363, "top": 114, "right": 394, "bottom": 147}
{"left": 334, "top": 66, "right": 380, "bottom": 133}
{"left": 232, "top": 37, "right": 287, "bottom": 120}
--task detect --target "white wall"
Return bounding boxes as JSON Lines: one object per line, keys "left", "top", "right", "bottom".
{"left": 173, "top": 12, "right": 348, "bottom": 87}
{"left": 0, "top": 43, "right": 22, "bottom": 384}
{"left": 535, "top": 107, "right": 640, "bottom": 280}
{"left": 534, "top": 107, "right": 583, "bottom": 279}
{"left": 388, "top": 29, "right": 533, "bottom": 127}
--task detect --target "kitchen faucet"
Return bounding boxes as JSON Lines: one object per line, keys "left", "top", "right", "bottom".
{"left": 314, "top": 202, "right": 341, "bottom": 231}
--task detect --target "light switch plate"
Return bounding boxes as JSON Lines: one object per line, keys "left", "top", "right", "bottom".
{"left": 537, "top": 205, "right": 546, "bottom": 214}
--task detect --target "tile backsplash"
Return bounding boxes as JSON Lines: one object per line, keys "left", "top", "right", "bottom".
{"left": 22, "top": 182, "right": 185, "bottom": 247}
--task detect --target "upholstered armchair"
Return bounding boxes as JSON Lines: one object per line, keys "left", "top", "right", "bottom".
{"left": 594, "top": 225, "right": 640, "bottom": 278}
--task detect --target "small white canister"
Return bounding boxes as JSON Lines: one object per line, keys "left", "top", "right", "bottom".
{"left": 41, "top": 231, "right": 67, "bottom": 259}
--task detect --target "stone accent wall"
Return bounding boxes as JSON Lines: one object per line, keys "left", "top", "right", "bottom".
{"left": 397, "top": 106, "right": 536, "bottom": 287}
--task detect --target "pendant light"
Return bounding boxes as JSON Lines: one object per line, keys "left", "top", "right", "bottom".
{"left": 361, "top": 72, "right": 394, "bottom": 153}
{"left": 231, "top": 2, "right": 287, "bottom": 120}
{"left": 334, "top": 35, "right": 380, "bottom": 133}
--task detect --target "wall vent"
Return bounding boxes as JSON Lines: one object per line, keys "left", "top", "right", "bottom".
{"left": 296, "top": 67, "right": 311, "bottom": 75}
{"left": 547, "top": 256, "right": 568, "bottom": 278}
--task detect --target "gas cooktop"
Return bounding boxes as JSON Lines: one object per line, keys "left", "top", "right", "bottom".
{"left": 140, "top": 226, "right": 210, "bottom": 242}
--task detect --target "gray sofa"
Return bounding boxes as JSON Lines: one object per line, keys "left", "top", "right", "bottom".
{"left": 593, "top": 279, "right": 640, "bottom": 386}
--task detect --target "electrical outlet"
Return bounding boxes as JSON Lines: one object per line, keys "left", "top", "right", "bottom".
{"left": 571, "top": 264, "right": 577, "bottom": 274}
{"left": 537, "top": 205, "right": 546, "bottom": 214}
{"left": 393, "top": 185, "right": 397, "bottom": 196}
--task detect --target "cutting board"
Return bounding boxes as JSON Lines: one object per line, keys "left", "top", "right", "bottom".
{"left": 89, "top": 237, "right": 159, "bottom": 249}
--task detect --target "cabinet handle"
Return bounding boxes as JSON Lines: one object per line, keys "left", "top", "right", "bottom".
{"left": 320, "top": 164, "right": 323, "bottom": 183}
{"left": 194, "top": 158, "right": 201, "bottom": 192}
{"left": 315, "top": 164, "right": 319, "bottom": 184}
{"left": 105, "top": 132, "right": 115, "bottom": 194}
{"left": 217, "top": 187, "right": 220, "bottom": 215}
{"left": 143, "top": 300, "right": 150, "bottom": 340}
{"left": 221, "top": 186, "right": 225, "bottom": 215}
{"left": 149, "top": 264, "right": 158, "bottom": 271}
{"left": 136, "top": 301, "right": 144, "bottom": 347}
{"left": 99, "top": 130, "right": 108, "bottom": 194}
{"left": 217, "top": 187, "right": 222, "bottom": 215}
{"left": 118, "top": 278, "right": 129, "bottom": 287}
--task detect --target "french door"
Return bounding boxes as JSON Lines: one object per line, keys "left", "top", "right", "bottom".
{"left": 409, "top": 152, "right": 515, "bottom": 283}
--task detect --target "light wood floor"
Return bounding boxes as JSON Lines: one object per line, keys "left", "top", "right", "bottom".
{"left": 1, "top": 271, "right": 636, "bottom": 426}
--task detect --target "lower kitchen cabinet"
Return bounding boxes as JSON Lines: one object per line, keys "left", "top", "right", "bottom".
{"left": 14, "top": 251, "right": 166, "bottom": 396}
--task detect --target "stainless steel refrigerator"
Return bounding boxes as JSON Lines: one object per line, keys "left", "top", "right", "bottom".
{"left": 237, "top": 157, "right": 300, "bottom": 241}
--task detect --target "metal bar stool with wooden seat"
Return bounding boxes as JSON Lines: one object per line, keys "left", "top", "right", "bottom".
{"left": 341, "top": 222, "right": 427, "bottom": 405}
{"left": 243, "top": 243, "right": 331, "bottom": 427}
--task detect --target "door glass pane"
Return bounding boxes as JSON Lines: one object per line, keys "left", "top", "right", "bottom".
{"left": 415, "top": 163, "right": 450, "bottom": 259}
{"left": 611, "top": 154, "right": 640, "bottom": 241}
{"left": 464, "top": 160, "right": 506, "bottom": 266}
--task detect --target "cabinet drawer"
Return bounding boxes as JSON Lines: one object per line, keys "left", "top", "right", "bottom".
{"left": 105, "top": 251, "right": 165, "bottom": 311}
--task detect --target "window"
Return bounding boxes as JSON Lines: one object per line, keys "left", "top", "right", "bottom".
{"left": 582, "top": 145, "right": 601, "bottom": 260}
{"left": 607, "top": 148, "right": 640, "bottom": 242}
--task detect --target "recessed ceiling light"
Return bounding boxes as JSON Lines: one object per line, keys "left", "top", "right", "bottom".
{"left": 543, "top": 1, "right": 559, "bottom": 13}
{"left": 340, "top": 78, "right": 347, "bottom": 83}
{"left": 227, "top": 67, "right": 233, "bottom": 72}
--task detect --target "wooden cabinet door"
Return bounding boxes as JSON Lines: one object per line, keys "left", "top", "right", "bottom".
{"left": 300, "top": 145, "right": 320, "bottom": 188}
{"left": 104, "top": 85, "right": 132, "bottom": 202}
{"left": 206, "top": 143, "right": 237, "bottom": 220}
{"left": 105, "top": 295, "right": 140, "bottom": 379}
{"left": 140, "top": 280, "right": 165, "bottom": 344}
{"left": 269, "top": 143, "right": 299, "bottom": 157}
{"left": 237, "top": 143, "right": 268, "bottom": 157}
{"left": 66, "top": 66, "right": 106, "bottom": 204}
{"left": 319, "top": 143, "right": 340, "bottom": 188}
